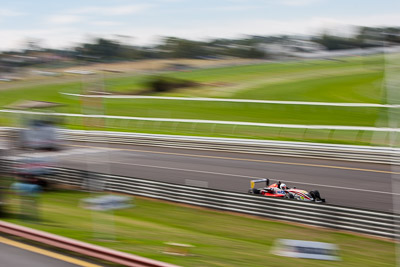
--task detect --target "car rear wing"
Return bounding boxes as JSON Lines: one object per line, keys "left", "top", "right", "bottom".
{"left": 250, "top": 178, "right": 269, "bottom": 189}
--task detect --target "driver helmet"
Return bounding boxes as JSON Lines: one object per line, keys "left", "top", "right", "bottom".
{"left": 280, "top": 183, "right": 287, "bottom": 190}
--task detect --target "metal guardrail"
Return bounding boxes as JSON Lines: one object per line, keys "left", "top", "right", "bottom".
{"left": 37, "top": 166, "right": 398, "bottom": 240}
{"left": 1, "top": 157, "right": 397, "bottom": 239}
{"left": 63, "top": 129, "right": 400, "bottom": 164}
{"left": 1, "top": 127, "right": 398, "bottom": 164}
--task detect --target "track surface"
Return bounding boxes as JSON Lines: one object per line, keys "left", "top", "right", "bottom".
{"left": 0, "top": 236, "right": 101, "bottom": 267}
{"left": 7, "top": 141, "right": 397, "bottom": 212}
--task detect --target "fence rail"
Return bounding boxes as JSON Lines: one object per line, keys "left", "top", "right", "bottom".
{"left": 61, "top": 93, "right": 400, "bottom": 107}
{"left": 1, "top": 157, "right": 398, "bottom": 239}
{"left": 65, "top": 129, "right": 399, "bottom": 164}
{"left": 0, "top": 110, "right": 397, "bottom": 145}
{"left": 0, "top": 109, "right": 398, "bottom": 132}
{"left": 1, "top": 127, "right": 398, "bottom": 164}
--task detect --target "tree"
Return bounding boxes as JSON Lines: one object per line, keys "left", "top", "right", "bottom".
{"left": 160, "top": 37, "right": 210, "bottom": 58}
{"left": 77, "top": 38, "right": 122, "bottom": 60}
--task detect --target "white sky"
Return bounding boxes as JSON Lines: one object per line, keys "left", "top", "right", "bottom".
{"left": 0, "top": 0, "right": 399, "bottom": 50}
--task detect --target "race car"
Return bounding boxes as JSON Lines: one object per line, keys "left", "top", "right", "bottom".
{"left": 248, "top": 178, "right": 325, "bottom": 202}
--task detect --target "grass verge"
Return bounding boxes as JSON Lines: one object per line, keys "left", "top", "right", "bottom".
{"left": 2, "top": 190, "right": 395, "bottom": 267}
{"left": 0, "top": 54, "right": 390, "bottom": 146}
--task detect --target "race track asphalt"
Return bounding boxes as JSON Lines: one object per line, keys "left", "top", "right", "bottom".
{"left": 0, "top": 236, "right": 102, "bottom": 267}
{"left": 9, "top": 141, "right": 395, "bottom": 213}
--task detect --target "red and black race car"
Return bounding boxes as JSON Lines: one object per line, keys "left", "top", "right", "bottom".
{"left": 248, "top": 179, "right": 325, "bottom": 202}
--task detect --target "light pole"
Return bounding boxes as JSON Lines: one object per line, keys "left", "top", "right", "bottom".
{"left": 382, "top": 31, "right": 400, "bottom": 266}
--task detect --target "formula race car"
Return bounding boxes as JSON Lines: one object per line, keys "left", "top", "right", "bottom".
{"left": 248, "top": 179, "right": 325, "bottom": 202}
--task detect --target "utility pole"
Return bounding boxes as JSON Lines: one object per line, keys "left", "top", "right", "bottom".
{"left": 382, "top": 32, "right": 400, "bottom": 266}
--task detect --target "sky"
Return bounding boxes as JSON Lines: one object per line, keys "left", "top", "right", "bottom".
{"left": 0, "top": 0, "right": 399, "bottom": 50}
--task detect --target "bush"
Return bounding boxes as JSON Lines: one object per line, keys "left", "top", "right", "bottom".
{"left": 145, "top": 76, "right": 198, "bottom": 92}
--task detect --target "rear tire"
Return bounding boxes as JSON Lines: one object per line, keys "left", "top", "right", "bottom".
{"left": 249, "top": 188, "right": 260, "bottom": 194}
{"left": 310, "top": 190, "right": 323, "bottom": 201}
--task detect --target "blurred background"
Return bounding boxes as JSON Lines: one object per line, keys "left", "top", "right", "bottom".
{"left": 0, "top": 1, "right": 399, "bottom": 266}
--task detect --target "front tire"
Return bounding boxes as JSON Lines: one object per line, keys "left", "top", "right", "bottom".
{"left": 284, "top": 192, "right": 294, "bottom": 199}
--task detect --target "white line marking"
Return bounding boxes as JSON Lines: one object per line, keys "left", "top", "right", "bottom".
{"left": 106, "top": 161, "right": 399, "bottom": 196}
{"left": 0, "top": 109, "right": 397, "bottom": 132}
{"left": 7, "top": 148, "right": 110, "bottom": 161}
{"left": 61, "top": 93, "right": 398, "bottom": 108}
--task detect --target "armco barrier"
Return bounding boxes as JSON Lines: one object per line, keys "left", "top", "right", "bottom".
{"left": 1, "top": 127, "right": 399, "bottom": 165}
{"left": 34, "top": 166, "right": 399, "bottom": 240}
{"left": 63, "top": 130, "right": 398, "bottom": 164}
{"left": 0, "top": 221, "right": 179, "bottom": 267}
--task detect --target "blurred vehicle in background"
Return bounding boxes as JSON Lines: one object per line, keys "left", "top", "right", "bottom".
{"left": 14, "top": 157, "right": 52, "bottom": 189}
{"left": 15, "top": 157, "right": 52, "bottom": 176}
{"left": 249, "top": 178, "right": 325, "bottom": 202}
{"left": 19, "top": 119, "right": 62, "bottom": 151}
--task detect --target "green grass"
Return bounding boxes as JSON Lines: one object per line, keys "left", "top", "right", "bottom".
{"left": 56, "top": 117, "right": 389, "bottom": 146}
{"left": 163, "top": 56, "right": 383, "bottom": 86}
{"left": 102, "top": 98, "right": 382, "bottom": 126}
{"left": 233, "top": 71, "right": 384, "bottom": 103}
{"left": 0, "top": 54, "right": 392, "bottom": 145}
{"left": 2, "top": 190, "right": 395, "bottom": 267}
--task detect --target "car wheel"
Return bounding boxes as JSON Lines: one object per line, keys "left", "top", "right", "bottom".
{"left": 284, "top": 193, "right": 293, "bottom": 199}
{"left": 310, "top": 190, "right": 322, "bottom": 201}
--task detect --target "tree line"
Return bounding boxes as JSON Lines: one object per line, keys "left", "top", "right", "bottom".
{"left": 1, "top": 26, "right": 400, "bottom": 64}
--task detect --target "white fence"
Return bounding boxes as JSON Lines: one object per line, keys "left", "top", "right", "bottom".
{"left": 61, "top": 93, "right": 400, "bottom": 107}
{"left": 0, "top": 109, "right": 397, "bottom": 132}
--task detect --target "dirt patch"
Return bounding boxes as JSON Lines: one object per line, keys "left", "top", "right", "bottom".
{"left": 61, "top": 58, "right": 264, "bottom": 73}
{"left": 0, "top": 58, "right": 262, "bottom": 92}
{"left": 203, "top": 82, "right": 235, "bottom": 87}
{"left": 190, "top": 65, "right": 379, "bottom": 97}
